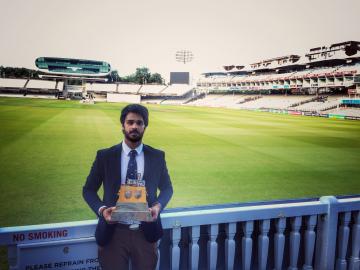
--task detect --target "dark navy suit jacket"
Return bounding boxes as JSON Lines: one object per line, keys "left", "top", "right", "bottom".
{"left": 83, "top": 143, "right": 173, "bottom": 246}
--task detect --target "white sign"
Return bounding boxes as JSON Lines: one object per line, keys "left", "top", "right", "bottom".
{"left": 18, "top": 237, "right": 100, "bottom": 270}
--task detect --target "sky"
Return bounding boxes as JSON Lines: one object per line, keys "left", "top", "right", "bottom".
{"left": 0, "top": 0, "right": 359, "bottom": 82}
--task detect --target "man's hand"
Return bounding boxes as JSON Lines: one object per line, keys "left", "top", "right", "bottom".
{"left": 102, "top": 207, "right": 117, "bottom": 224}
{"left": 149, "top": 203, "right": 161, "bottom": 221}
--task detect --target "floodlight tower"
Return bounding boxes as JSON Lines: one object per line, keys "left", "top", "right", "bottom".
{"left": 171, "top": 50, "right": 194, "bottom": 85}
{"left": 175, "top": 50, "right": 194, "bottom": 64}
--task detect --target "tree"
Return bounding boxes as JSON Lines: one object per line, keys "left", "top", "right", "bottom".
{"left": 134, "top": 67, "right": 151, "bottom": 84}
{"left": 122, "top": 75, "right": 136, "bottom": 83}
{"left": 148, "top": 73, "right": 163, "bottom": 84}
{"left": 0, "top": 66, "right": 40, "bottom": 78}
{"left": 108, "top": 70, "right": 121, "bottom": 82}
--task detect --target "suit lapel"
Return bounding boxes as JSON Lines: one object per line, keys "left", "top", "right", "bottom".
{"left": 113, "top": 143, "right": 122, "bottom": 194}
{"left": 143, "top": 145, "right": 156, "bottom": 206}
{"left": 143, "top": 144, "right": 151, "bottom": 182}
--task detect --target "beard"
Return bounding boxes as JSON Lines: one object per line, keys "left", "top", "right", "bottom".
{"left": 123, "top": 129, "right": 144, "bottom": 143}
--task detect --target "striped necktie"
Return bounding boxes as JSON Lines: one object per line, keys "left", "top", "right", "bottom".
{"left": 126, "top": 150, "right": 138, "bottom": 182}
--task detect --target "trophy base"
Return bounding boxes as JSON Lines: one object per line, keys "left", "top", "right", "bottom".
{"left": 110, "top": 202, "right": 153, "bottom": 222}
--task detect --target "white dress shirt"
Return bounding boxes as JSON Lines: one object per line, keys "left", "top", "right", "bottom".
{"left": 121, "top": 141, "right": 145, "bottom": 184}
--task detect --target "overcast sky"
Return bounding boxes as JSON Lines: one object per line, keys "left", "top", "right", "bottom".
{"left": 1, "top": 0, "right": 359, "bottom": 82}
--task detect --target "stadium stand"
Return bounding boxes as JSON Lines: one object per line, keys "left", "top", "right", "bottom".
{"left": 192, "top": 41, "right": 360, "bottom": 119}
{"left": 141, "top": 87, "right": 196, "bottom": 105}
{"left": 198, "top": 42, "right": 360, "bottom": 94}
{"left": 218, "top": 95, "right": 254, "bottom": 108}
{"left": 199, "top": 63, "right": 360, "bottom": 93}
{"left": 234, "top": 95, "right": 311, "bottom": 110}
{"left": 0, "top": 93, "right": 57, "bottom": 99}
{"left": 86, "top": 83, "right": 117, "bottom": 92}
{"left": 116, "top": 84, "right": 142, "bottom": 94}
{"left": 292, "top": 96, "right": 344, "bottom": 112}
{"left": 138, "top": 84, "right": 167, "bottom": 95}
{"left": 0, "top": 78, "right": 59, "bottom": 98}
{"left": 26, "top": 79, "right": 57, "bottom": 89}
{"left": 187, "top": 94, "right": 225, "bottom": 107}
{"left": 186, "top": 94, "right": 254, "bottom": 108}
{"left": 327, "top": 108, "right": 360, "bottom": 117}
{"left": 0, "top": 78, "right": 27, "bottom": 88}
{"left": 161, "top": 84, "right": 195, "bottom": 96}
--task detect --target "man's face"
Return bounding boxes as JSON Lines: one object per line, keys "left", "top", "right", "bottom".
{"left": 122, "top": 112, "right": 146, "bottom": 143}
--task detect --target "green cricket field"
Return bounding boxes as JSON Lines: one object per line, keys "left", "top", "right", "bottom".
{"left": 0, "top": 97, "right": 359, "bottom": 227}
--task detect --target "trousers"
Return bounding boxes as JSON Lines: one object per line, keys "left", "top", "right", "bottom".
{"left": 98, "top": 224, "right": 158, "bottom": 270}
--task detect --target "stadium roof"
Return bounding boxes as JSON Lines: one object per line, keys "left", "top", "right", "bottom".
{"left": 35, "top": 57, "right": 111, "bottom": 77}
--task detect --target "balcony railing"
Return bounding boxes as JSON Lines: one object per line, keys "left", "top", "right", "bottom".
{"left": 0, "top": 195, "right": 359, "bottom": 270}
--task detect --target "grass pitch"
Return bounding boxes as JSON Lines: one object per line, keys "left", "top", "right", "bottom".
{"left": 0, "top": 97, "right": 359, "bottom": 227}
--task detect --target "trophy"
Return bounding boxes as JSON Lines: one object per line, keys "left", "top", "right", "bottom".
{"left": 111, "top": 174, "right": 153, "bottom": 222}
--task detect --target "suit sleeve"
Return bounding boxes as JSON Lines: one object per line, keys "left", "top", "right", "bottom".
{"left": 157, "top": 152, "right": 173, "bottom": 210}
{"left": 83, "top": 150, "right": 105, "bottom": 217}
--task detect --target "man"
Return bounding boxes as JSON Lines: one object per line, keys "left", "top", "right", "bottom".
{"left": 83, "top": 104, "right": 173, "bottom": 270}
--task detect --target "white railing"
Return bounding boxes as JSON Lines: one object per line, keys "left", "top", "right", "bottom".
{"left": 0, "top": 195, "right": 359, "bottom": 270}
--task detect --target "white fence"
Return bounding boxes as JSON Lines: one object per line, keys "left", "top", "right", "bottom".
{"left": 0, "top": 195, "right": 359, "bottom": 270}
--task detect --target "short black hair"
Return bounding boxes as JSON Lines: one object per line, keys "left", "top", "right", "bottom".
{"left": 120, "top": 104, "right": 149, "bottom": 127}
